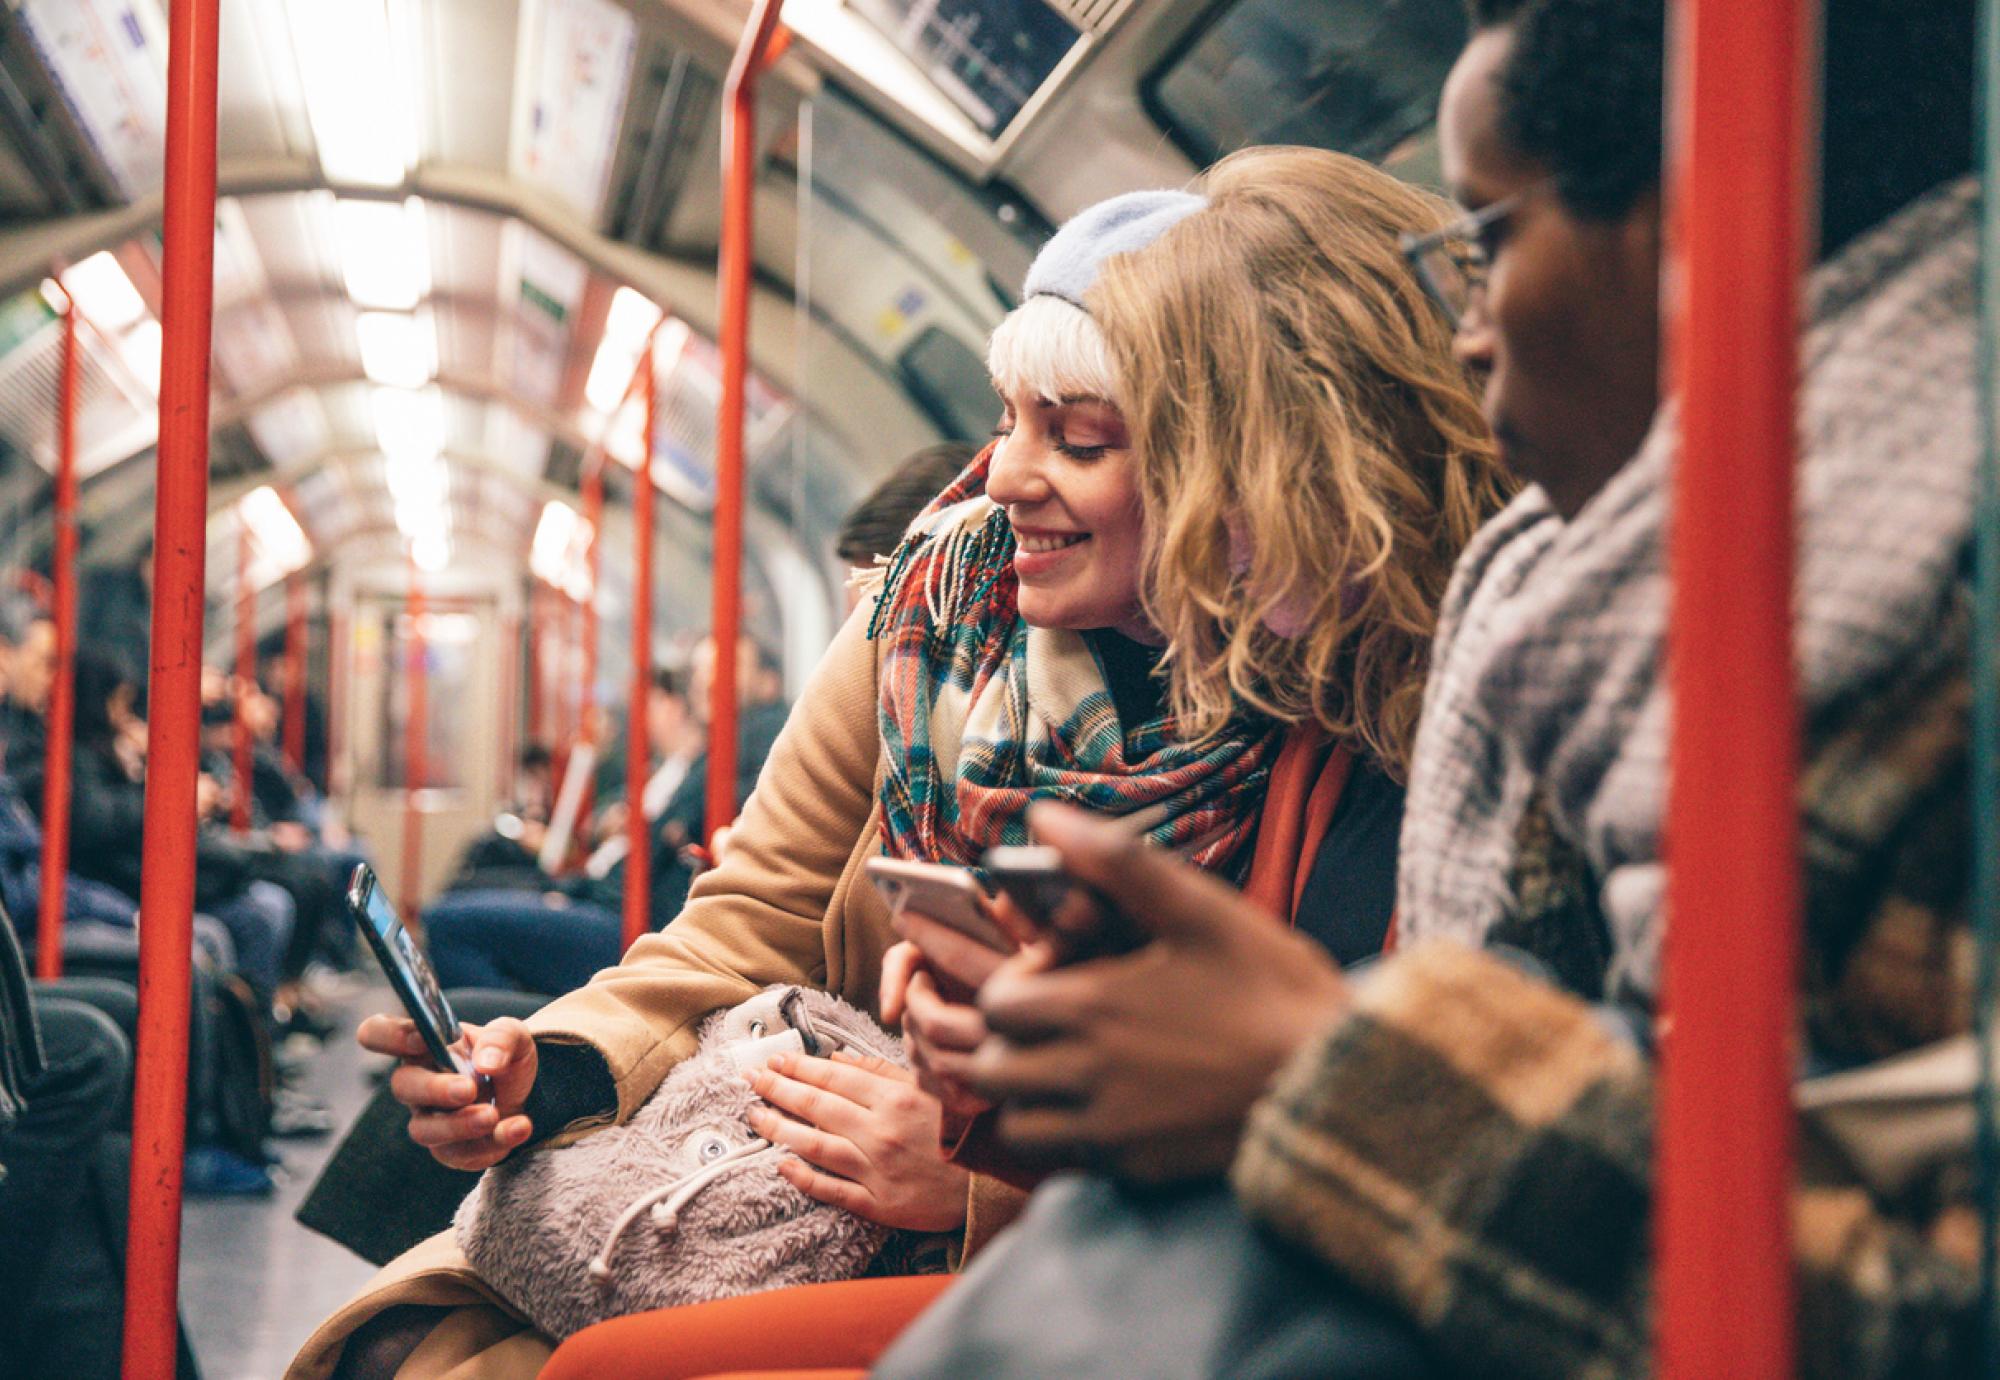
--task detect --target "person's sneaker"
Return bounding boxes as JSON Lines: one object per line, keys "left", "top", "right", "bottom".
{"left": 183, "top": 1145, "right": 275, "bottom": 1197}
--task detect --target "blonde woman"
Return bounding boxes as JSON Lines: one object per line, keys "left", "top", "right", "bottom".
{"left": 294, "top": 146, "right": 1507, "bottom": 1380}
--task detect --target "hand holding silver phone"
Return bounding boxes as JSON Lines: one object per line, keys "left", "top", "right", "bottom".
{"left": 864, "top": 857, "right": 1013, "bottom": 952}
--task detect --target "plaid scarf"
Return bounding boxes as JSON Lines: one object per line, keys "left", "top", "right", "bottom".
{"left": 867, "top": 446, "right": 1278, "bottom": 872}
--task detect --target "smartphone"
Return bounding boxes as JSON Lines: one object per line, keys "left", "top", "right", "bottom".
{"left": 347, "top": 863, "right": 485, "bottom": 1087}
{"left": 981, "top": 844, "right": 1137, "bottom": 960}
{"left": 864, "top": 857, "right": 1013, "bottom": 952}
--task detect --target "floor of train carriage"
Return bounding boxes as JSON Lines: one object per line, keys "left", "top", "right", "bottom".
{"left": 182, "top": 987, "right": 382, "bottom": 1380}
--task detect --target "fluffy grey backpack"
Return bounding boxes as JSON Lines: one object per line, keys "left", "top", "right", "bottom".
{"left": 455, "top": 985, "right": 911, "bottom": 1340}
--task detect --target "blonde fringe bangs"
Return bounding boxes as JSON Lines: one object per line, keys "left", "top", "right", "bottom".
{"left": 985, "top": 294, "right": 1121, "bottom": 405}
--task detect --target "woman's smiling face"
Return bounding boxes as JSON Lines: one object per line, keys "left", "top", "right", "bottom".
{"left": 984, "top": 380, "right": 1151, "bottom": 638}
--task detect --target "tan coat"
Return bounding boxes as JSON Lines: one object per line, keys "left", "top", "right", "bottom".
{"left": 287, "top": 602, "right": 1026, "bottom": 1380}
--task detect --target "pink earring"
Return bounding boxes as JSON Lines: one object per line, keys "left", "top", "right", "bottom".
{"left": 1226, "top": 515, "right": 1317, "bottom": 639}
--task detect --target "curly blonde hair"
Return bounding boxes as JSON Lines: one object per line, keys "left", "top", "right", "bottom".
{"left": 1089, "top": 146, "right": 1514, "bottom": 777}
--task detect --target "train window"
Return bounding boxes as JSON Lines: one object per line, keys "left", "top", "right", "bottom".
{"left": 846, "top": 0, "right": 1081, "bottom": 137}
{"left": 898, "top": 325, "right": 996, "bottom": 442}
{"left": 1142, "top": 0, "right": 1467, "bottom": 165}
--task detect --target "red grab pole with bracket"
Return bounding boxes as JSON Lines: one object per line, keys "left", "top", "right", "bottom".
{"left": 34, "top": 289, "right": 80, "bottom": 980}
{"left": 232, "top": 522, "right": 255, "bottom": 834}
{"left": 283, "top": 573, "right": 307, "bottom": 775}
{"left": 400, "top": 559, "right": 428, "bottom": 924}
{"left": 708, "top": 0, "right": 786, "bottom": 846}
{"left": 124, "top": 0, "right": 221, "bottom": 1371}
{"left": 1659, "top": 1, "right": 1811, "bottom": 1375}
{"left": 580, "top": 460, "right": 603, "bottom": 823}
{"left": 528, "top": 580, "right": 546, "bottom": 749}
{"left": 622, "top": 334, "right": 658, "bottom": 952}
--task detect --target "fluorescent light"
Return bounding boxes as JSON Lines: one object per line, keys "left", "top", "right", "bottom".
{"left": 604, "top": 286, "right": 664, "bottom": 349}
{"left": 64, "top": 252, "right": 147, "bottom": 333}
{"left": 411, "top": 529, "right": 452, "bottom": 573}
{"left": 531, "top": 501, "right": 580, "bottom": 575}
{"left": 355, "top": 310, "right": 437, "bottom": 389}
{"left": 119, "top": 319, "right": 163, "bottom": 394}
{"left": 530, "top": 499, "right": 592, "bottom": 601}
{"left": 240, "top": 485, "right": 313, "bottom": 582}
{"left": 332, "top": 198, "right": 430, "bottom": 311}
{"left": 371, "top": 385, "right": 445, "bottom": 462}
{"left": 583, "top": 290, "right": 664, "bottom": 414}
{"left": 285, "top": 0, "right": 415, "bottom": 186}
{"left": 600, "top": 396, "right": 645, "bottom": 467}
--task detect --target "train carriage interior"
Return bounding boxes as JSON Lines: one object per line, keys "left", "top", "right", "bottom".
{"left": 0, "top": 0, "right": 1991, "bottom": 1377}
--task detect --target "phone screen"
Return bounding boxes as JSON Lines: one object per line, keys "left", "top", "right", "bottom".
{"left": 350, "top": 866, "right": 467, "bottom": 1074}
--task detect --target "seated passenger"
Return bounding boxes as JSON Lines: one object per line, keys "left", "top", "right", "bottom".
{"left": 888, "top": 3, "right": 1985, "bottom": 1378}
{"left": 419, "top": 646, "right": 780, "bottom": 998}
{"left": 291, "top": 149, "right": 1510, "bottom": 1380}
{"left": 18, "top": 653, "right": 297, "bottom": 1010}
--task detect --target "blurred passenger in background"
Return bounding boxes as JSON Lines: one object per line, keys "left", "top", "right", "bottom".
{"left": 419, "top": 643, "right": 785, "bottom": 998}
{"left": 834, "top": 442, "right": 979, "bottom": 613}
{"left": 0, "top": 594, "right": 55, "bottom": 765}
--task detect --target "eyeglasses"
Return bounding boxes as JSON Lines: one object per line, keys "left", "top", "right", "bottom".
{"left": 1399, "top": 188, "right": 1537, "bottom": 329}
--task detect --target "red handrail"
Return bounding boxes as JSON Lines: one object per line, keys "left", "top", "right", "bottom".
{"left": 1659, "top": 0, "right": 1811, "bottom": 1374}
{"left": 528, "top": 579, "right": 546, "bottom": 749}
{"left": 580, "top": 459, "right": 603, "bottom": 826}
{"left": 231, "top": 521, "right": 255, "bottom": 834}
{"left": 34, "top": 288, "right": 79, "bottom": 980}
{"left": 327, "top": 601, "right": 346, "bottom": 798}
{"left": 498, "top": 609, "right": 518, "bottom": 790}
{"left": 622, "top": 331, "right": 658, "bottom": 951}
{"left": 283, "top": 573, "right": 307, "bottom": 776}
{"left": 400, "top": 558, "right": 428, "bottom": 924}
{"left": 708, "top": 0, "right": 787, "bottom": 847}
{"left": 123, "top": 0, "right": 220, "bottom": 1370}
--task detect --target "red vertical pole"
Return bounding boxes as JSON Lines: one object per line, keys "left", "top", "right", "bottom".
{"left": 709, "top": 0, "right": 785, "bottom": 846}
{"left": 498, "top": 610, "right": 518, "bottom": 789}
{"left": 622, "top": 336, "right": 658, "bottom": 951}
{"left": 528, "top": 581, "right": 546, "bottom": 749}
{"left": 283, "top": 574, "right": 306, "bottom": 775}
{"left": 124, "top": 0, "right": 219, "bottom": 1371}
{"left": 580, "top": 462, "right": 603, "bottom": 823}
{"left": 400, "top": 560, "right": 427, "bottom": 923}
{"left": 34, "top": 292, "right": 80, "bottom": 981}
{"left": 34, "top": 297, "right": 79, "bottom": 962}
{"left": 231, "top": 522, "right": 255, "bottom": 834}
{"left": 327, "top": 601, "right": 345, "bottom": 798}
{"left": 1658, "top": 2, "right": 1811, "bottom": 1376}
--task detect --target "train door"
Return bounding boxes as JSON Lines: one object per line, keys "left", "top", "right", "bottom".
{"left": 339, "top": 587, "right": 506, "bottom": 916}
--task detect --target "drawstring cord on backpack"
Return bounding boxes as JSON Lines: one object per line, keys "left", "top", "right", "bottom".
{"left": 588, "top": 1137, "right": 785, "bottom": 1285}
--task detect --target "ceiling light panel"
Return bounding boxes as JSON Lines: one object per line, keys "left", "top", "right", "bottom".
{"left": 355, "top": 310, "right": 438, "bottom": 390}
{"left": 13, "top": 0, "right": 169, "bottom": 195}
{"left": 284, "top": 0, "right": 417, "bottom": 186}
{"left": 513, "top": 0, "right": 637, "bottom": 223}
{"left": 239, "top": 485, "right": 313, "bottom": 587}
{"left": 63, "top": 252, "right": 147, "bottom": 334}
{"left": 331, "top": 197, "right": 431, "bottom": 311}
{"left": 372, "top": 385, "right": 446, "bottom": 462}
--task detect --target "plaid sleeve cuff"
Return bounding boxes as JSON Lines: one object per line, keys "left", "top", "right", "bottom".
{"left": 1230, "top": 940, "right": 1652, "bottom": 1380}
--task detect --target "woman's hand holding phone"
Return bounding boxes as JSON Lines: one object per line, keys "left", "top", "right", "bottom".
{"left": 356, "top": 1014, "right": 539, "bottom": 1171}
